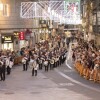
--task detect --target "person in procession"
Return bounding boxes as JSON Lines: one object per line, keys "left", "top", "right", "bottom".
{"left": 44, "top": 59, "right": 49, "bottom": 72}
{"left": 31, "top": 58, "right": 38, "bottom": 76}
{"left": 22, "top": 55, "right": 28, "bottom": 71}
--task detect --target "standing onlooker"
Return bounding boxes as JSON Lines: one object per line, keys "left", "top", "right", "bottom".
{"left": 0, "top": 60, "right": 5, "bottom": 81}
{"left": 38, "top": 57, "right": 43, "bottom": 70}
{"left": 29, "top": 57, "right": 34, "bottom": 76}
{"left": 6, "top": 57, "right": 10, "bottom": 75}
{"left": 9, "top": 57, "right": 14, "bottom": 74}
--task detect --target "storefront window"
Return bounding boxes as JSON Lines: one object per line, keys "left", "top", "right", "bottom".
{"left": 1, "top": 35, "right": 14, "bottom": 51}
{"left": 2, "top": 43, "right": 13, "bottom": 51}
{"left": 2, "top": 4, "right": 9, "bottom": 16}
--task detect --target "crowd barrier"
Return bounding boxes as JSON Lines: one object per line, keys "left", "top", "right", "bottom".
{"left": 14, "top": 56, "right": 23, "bottom": 65}
{"left": 75, "top": 62, "right": 100, "bottom": 83}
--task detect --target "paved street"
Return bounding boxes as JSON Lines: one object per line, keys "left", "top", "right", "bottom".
{"left": 0, "top": 62, "right": 100, "bottom": 100}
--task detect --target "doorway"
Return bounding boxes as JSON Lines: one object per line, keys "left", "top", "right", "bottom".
{"left": 2, "top": 43, "right": 13, "bottom": 51}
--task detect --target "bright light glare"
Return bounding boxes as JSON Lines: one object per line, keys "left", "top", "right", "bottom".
{"left": 52, "top": 10, "right": 54, "bottom": 15}
{"left": 0, "top": 3, "right": 3, "bottom": 10}
{"left": 48, "top": 7, "right": 51, "bottom": 13}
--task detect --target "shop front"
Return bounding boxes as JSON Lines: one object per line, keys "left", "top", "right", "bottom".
{"left": 13, "top": 31, "right": 20, "bottom": 50}
{"left": 1, "top": 35, "right": 14, "bottom": 51}
{"left": 19, "top": 31, "right": 30, "bottom": 49}
{"left": 19, "top": 31, "right": 25, "bottom": 49}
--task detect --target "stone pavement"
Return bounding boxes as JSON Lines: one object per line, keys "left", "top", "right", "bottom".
{"left": 0, "top": 65, "right": 92, "bottom": 100}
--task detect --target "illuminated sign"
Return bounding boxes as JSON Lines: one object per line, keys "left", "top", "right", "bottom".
{"left": 64, "top": 0, "right": 81, "bottom": 24}
{"left": 13, "top": 31, "right": 19, "bottom": 38}
{"left": 4, "top": 36, "right": 11, "bottom": 41}
{"left": 19, "top": 32, "right": 25, "bottom": 40}
{"left": 1, "top": 36, "right": 13, "bottom": 43}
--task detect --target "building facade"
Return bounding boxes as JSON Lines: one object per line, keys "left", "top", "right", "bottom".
{"left": 0, "top": 0, "right": 39, "bottom": 50}
{"left": 81, "top": 0, "right": 100, "bottom": 45}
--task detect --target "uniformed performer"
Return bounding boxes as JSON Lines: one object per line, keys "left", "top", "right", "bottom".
{"left": 31, "top": 59, "right": 38, "bottom": 76}
{"left": 59, "top": 54, "right": 62, "bottom": 66}
{"left": 22, "top": 56, "right": 27, "bottom": 71}
{"left": 63, "top": 49, "right": 67, "bottom": 63}
{"left": 56, "top": 56, "right": 59, "bottom": 67}
{"left": 50, "top": 57, "right": 55, "bottom": 70}
{"left": 44, "top": 59, "right": 49, "bottom": 72}
{"left": 38, "top": 57, "right": 43, "bottom": 70}
{"left": 55, "top": 56, "right": 58, "bottom": 67}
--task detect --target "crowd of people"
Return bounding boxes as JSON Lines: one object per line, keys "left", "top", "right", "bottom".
{"left": 21, "top": 36, "right": 67, "bottom": 76}
{"left": 72, "top": 40, "right": 100, "bottom": 81}
{"left": 0, "top": 50, "right": 19, "bottom": 81}
{"left": 1, "top": 33, "right": 99, "bottom": 83}
{"left": 0, "top": 35, "right": 67, "bottom": 81}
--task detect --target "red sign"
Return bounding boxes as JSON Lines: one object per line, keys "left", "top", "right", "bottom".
{"left": 19, "top": 32, "right": 25, "bottom": 40}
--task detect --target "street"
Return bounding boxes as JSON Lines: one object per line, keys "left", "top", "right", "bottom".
{"left": 0, "top": 62, "right": 100, "bottom": 100}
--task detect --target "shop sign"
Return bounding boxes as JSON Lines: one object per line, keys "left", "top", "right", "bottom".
{"left": 39, "top": 20, "right": 46, "bottom": 24}
{"left": 39, "top": 20, "right": 47, "bottom": 28}
{"left": 13, "top": 31, "right": 19, "bottom": 38}
{"left": 19, "top": 32, "right": 25, "bottom": 40}
{"left": 1, "top": 36, "right": 13, "bottom": 43}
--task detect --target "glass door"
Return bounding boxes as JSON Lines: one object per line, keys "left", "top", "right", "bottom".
{"left": 2, "top": 43, "right": 13, "bottom": 51}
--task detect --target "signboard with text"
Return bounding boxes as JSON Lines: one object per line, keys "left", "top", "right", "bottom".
{"left": 19, "top": 32, "right": 25, "bottom": 40}
{"left": 13, "top": 31, "right": 19, "bottom": 38}
{"left": 1, "top": 35, "right": 14, "bottom": 43}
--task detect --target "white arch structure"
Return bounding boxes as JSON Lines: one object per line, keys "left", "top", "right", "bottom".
{"left": 20, "top": 1, "right": 81, "bottom": 24}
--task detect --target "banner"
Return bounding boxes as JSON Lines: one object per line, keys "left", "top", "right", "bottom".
{"left": 64, "top": 0, "right": 81, "bottom": 24}
{"left": 19, "top": 32, "right": 25, "bottom": 40}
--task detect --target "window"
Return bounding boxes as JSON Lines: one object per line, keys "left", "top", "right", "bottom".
{"left": 2, "top": 4, "right": 9, "bottom": 16}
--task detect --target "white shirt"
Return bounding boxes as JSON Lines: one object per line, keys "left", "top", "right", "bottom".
{"left": 29, "top": 59, "right": 34, "bottom": 68}
{"left": 22, "top": 57, "right": 27, "bottom": 64}
{"left": 9, "top": 61, "right": 13, "bottom": 68}
{"left": 44, "top": 61, "right": 48, "bottom": 66}
{"left": 6, "top": 58, "right": 10, "bottom": 67}
{"left": 0, "top": 60, "right": 3, "bottom": 66}
{"left": 34, "top": 64, "right": 39, "bottom": 70}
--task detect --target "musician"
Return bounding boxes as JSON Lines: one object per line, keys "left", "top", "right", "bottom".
{"left": 50, "top": 57, "right": 55, "bottom": 70}
{"left": 44, "top": 59, "right": 49, "bottom": 72}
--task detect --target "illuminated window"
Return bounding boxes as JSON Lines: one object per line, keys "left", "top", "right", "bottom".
{"left": 2, "top": 4, "right": 9, "bottom": 16}
{"left": 0, "top": 3, "right": 3, "bottom": 10}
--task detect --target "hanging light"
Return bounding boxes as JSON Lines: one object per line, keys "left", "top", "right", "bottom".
{"left": 54, "top": 12, "right": 57, "bottom": 17}
{"left": 48, "top": 7, "right": 51, "bottom": 13}
{"left": 52, "top": 10, "right": 54, "bottom": 15}
{"left": 59, "top": 15, "right": 61, "bottom": 18}
{"left": 56, "top": 13, "right": 58, "bottom": 17}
